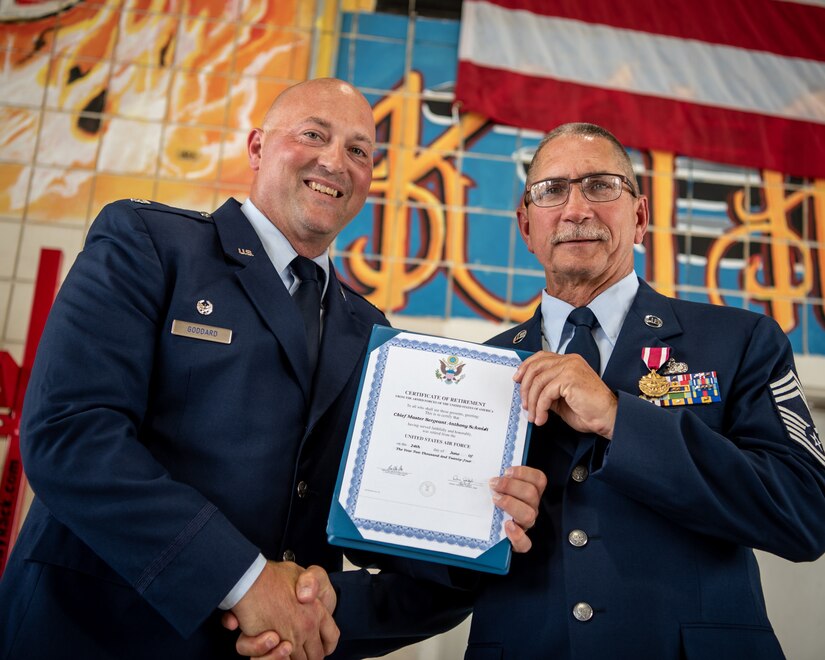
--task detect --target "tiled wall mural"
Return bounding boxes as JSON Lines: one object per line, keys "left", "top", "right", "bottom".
{"left": 2, "top": 2, "right": 824, "bottom": 367}
{"left": 0, "top": 0, "right": 315, "bottom": 362}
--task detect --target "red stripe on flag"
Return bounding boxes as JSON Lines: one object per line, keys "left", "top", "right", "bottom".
{"left": 487, "top": 0, "right": 825, "bottom": 60}
{"left": 456, "top": 62, "right": 825, "bottom": 179}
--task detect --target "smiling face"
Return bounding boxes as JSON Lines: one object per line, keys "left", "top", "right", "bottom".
{"left": 517, "top": 133, "right": 649, "bottom": 305}
{"left": 247, "top": 78, "right": 376, "bottom": 257}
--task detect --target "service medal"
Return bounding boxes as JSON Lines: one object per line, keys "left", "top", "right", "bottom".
{"left": 639, "top": 370, "right": 671, "bottom": 397}
{"left": 639, "top": 347, "right": 671, "bottom": 398}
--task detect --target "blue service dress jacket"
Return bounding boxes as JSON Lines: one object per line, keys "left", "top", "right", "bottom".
{"left": 0, "top": 199, "right": 470, "bottom": 659}
{"left": 462, "top": 280, "right": 825, "bottom": 660}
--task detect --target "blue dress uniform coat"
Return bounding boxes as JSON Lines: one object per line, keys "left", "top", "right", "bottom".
{"left": 0, "top": 199, "right": 470, "bottom": 659}
{"left": 463, "top": 280, "right": 825, "bottom": 660}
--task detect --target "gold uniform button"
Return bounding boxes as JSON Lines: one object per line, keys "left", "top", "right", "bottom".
{"left": 573, "top": 602, "right": 594, "bottom": 622}
{"left": 282, "top": 549, "right": 295, "bottom": 562}
{"left": 297, "top": 481, "right": 308, "bottom": 498}
{"left": 571, "top": 465, "right": 589, "bottom": 482}
{"left": 568, "top": 529, "right": 588, "bottom": 547}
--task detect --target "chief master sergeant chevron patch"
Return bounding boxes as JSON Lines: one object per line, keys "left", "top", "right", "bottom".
{"left": 769, "top": 369, "right": 825, "bottom": 468}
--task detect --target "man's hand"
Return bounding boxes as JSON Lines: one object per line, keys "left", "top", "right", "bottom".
{"left": 228, "top": 561, "right": 339, "bottom": 660}
{"left": 514, "top": 351, "right": 618, "bottom": 437}
{"left": 490, "top": 465, "right": 547, "bottom": 552}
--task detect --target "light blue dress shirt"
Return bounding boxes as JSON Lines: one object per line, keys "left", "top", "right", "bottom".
{"left": 241, "top": 198, "right": 330, "bottom": 299}
{"left": 540, "top": 271, "right": 639, "bottom": 375}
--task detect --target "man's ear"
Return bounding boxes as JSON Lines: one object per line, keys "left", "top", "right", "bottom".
{"left": 633, "top": 195, "right": 650, "bottom": 245}
{"left": 247, "top": 128, "right": 263, "bottom": 170}
{"left": 516, "top": 204, "right": 535, "bottom": 254}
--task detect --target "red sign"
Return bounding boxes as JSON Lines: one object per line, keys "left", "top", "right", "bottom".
{"left": 0, "top": 249, "right": 62, "bottom": 574}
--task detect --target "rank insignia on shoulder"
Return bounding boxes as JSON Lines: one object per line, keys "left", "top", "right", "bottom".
{"left": 769, "top": 369, "right": 825, "bottom": 467}
{"left": 641, "top": 371, "right": 721, "bottom": 407}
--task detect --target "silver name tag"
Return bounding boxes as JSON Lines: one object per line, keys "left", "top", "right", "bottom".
{"left": 170, "top": 320, "right": 232, "bottom": 344}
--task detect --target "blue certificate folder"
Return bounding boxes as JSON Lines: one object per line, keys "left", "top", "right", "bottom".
{"left": 327, "top": 325, "right": 533, "bottom": 575}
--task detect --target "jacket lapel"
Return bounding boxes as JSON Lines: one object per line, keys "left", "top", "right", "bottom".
{"left": 511, "top": 306, "right": 544, "bottom": 353}
{"left": 212, "top": 199, "right": 314, "bottom": 398}
{"left": 308, "top": 262, "right": 375, "bottom": 429}
{"left": 603, "top": 279, "right": 684, "bottom": 395}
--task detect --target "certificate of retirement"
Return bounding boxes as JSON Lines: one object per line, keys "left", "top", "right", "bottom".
{"left": 328, "top": 326, "right": 531, "bottom": 573}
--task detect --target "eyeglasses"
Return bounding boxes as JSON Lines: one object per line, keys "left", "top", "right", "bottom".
{"left": 524, "top": 173, "right": 638, "bottom": 208}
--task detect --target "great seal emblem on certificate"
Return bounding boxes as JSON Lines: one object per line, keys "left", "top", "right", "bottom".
{"left": 328, "top": 327, "right": 531, "bottom": 574}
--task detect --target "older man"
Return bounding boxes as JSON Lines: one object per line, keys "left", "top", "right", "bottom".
{"left": 457, "top": 122, "right": 825, "bottom": 659}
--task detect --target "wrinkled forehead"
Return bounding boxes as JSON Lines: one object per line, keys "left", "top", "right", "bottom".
{"left": 530, "top": 135, "right": 626, "bottom": 182}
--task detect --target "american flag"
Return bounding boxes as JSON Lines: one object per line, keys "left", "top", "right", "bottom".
{"left": 456, "top": 0, "right": 825, "bottom": 178}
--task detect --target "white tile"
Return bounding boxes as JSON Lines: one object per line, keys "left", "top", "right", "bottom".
{"left": 5, "top": 281, "right": 33, "bottom": 344}
{"left": 36, "top": 111, "right": 99, "bottom": 168}
{"left": 15, "top": 223, "right": 85, "bottom": 281}
{"left": 98, "top": 118, "right": 162, "bottom": 175}
{"left": 0, "top": 107, "right": 40, "bottom": 162}
{"left": 0, "top": 222, "right": 22, "bottom": 278}
{"left": 0, "top": 280, "right": 11, "bottom": 345}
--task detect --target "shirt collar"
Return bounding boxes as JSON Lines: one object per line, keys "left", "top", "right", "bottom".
{"left": 240, "top": 198, "right": 330, "bottom": 296}
{"left": 540, "top": 271, "right": 639, "bottom": 352}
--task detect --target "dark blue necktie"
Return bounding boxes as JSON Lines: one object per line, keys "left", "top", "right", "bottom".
{"left": 291, "top": 256, "right": 323, "bottom": 375}
{"left": 565, "top": 307, "right": 600, "bottom": 374}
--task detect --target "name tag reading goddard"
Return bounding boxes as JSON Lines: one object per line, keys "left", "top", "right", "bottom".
{"left": 170, "top": 319, "right": 232, "bottom": 344}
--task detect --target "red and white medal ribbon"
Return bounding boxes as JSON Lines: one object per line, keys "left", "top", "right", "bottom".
{"left": 641, "top": 347, "right": 671, "bottom": 371}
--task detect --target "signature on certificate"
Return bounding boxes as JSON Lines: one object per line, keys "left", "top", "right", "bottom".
{"left": 380, "top": 464, "right": 410, "bottom": 476}
{"left": 449, "top": 475, "right": 481, "bottom": 490}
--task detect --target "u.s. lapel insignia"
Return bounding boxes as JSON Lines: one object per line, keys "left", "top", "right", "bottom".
{"left": 196, "top": 299, "right": 213, "bottom": 315}
{"left": 513, "top": 329, "right": 527, "bottom": 344}
{"left": 237, "top": 248, "right": 254, "bottom": 256}
{"left": 638, "top": 347, "right": 671, "bottom": 397}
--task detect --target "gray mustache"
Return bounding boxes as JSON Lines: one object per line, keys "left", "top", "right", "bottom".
{"left": 551, "top": 226, "right": 610, "bottom": 244}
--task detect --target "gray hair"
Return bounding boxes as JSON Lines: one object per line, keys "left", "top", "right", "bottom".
{"left": 527, "top": 123, "right": 637, "bottom": 194}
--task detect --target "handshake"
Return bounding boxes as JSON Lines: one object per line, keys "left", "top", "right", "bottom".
{"left": 222, "top": 465, "right": 546, "bottom": 659}
{"left": 224, "top": 560, "right": 338, "bottom": 660}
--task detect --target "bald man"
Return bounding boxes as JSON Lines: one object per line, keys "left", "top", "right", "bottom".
{"left": 0, "top": 79, "right": 544, "bottom": 659}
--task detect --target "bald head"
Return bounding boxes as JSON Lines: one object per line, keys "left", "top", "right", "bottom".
{"left": 262, "top": 78, "right": 374, "bottom": 140}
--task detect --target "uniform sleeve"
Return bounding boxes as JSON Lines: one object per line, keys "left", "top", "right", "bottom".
{"left": 599, "top": 315, "right": 825, "bottom": 561}
{"left": 20, "top": 203, "right": 259, "bottom": 637}
{"left": 329, "top": 567, "right": 473, "bottom": 659}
